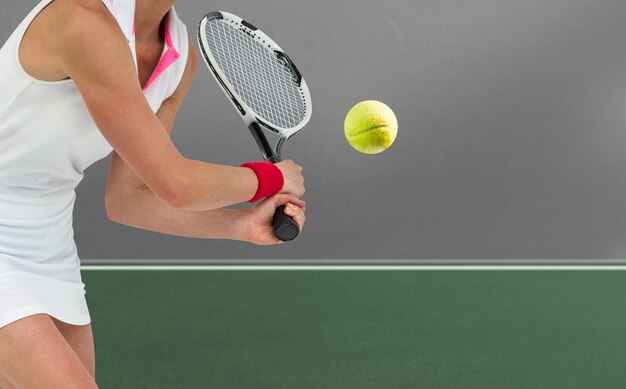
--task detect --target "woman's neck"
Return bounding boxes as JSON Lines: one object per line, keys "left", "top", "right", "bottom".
{"left": 134, "top": 0, "right": 176, "bottom": 44}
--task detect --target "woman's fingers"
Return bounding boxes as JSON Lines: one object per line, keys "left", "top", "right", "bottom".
{"left": 271, "top": 194, "right": 306, "bottom": 211}
{"left": 284, "top": 202, "right": 306, "bottom": 229}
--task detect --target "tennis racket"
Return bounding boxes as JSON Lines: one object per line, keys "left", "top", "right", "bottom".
{"left": 197, "top": 11, "right": 312, "bottom": 242}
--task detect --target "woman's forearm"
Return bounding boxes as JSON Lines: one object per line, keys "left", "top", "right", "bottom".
{"left": 173, "top": 158, "right": 258, "bottom": 211}
{"left": 106, "top": 184, "right": 250, "bottom": 240}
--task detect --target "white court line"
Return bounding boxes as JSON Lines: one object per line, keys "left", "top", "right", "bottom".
{"left": 80, "top": 259, "right": 626, "bottom": 264}
{"left": 80, "top": 265, "right": 626, "bottom": 271}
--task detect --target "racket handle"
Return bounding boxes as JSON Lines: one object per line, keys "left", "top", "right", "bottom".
{"left": 247, "top": 122, "right": 300, "bottom": 241}
{"left": 273, "top": 205, "right": 300, "bottom": 242}
{"left": 266, "top": 153, "right": 300, "bottom": 241}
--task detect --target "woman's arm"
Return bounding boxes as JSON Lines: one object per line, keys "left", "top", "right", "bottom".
{"left": 105, "top": 33, "right": 197, "bottom": 206}
{"left": 104, "top": 37, "right": 307, "bottom": 242}
{"left": 104, "top": 35, "right": 237, "bottom": 239}
{"left": 55, "top": 5, "right": 304, "bottom": 211}
{"left": 107, "top": 189, "right": 305, "bottom": 243}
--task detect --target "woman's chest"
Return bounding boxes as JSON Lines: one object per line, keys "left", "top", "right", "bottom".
{"left": 135, "top": 42, "right": 166, "bottom": 90}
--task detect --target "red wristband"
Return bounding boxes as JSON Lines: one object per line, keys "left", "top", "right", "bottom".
{"left": 241, "top": 161, "right": 284, "bottom": 203}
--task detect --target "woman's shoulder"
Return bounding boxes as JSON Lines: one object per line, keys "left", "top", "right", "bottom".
{"left": 16, "top": 0, "right": 131, "bottom": 83}
{"left": 49, "top": 0, "right": 137, "bottom": 72}
{"left": 55, "top": 0, "right": 126, "bottom": 42}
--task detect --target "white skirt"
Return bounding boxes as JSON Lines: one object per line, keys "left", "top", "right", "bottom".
{"left": 0, "top": 198, "right": 90, "bottom": 329}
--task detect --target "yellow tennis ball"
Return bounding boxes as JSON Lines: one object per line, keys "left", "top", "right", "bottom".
{"left": 344, "top": 100, "right": 398, "bottom": 154}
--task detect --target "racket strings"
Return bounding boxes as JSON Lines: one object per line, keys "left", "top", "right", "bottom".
{"left": 204, "top": 20, "right": 306, "bottom": 130}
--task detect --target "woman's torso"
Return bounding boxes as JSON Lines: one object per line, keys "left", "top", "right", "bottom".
{"left": 0, "top": 0, "right": 188, "bottom": 220}
{"left": 0, "top": 0, "right": 188, "bottom": 267}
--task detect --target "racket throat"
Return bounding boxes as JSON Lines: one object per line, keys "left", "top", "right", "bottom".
{"left": 248, "top": 122, "right": 283, "bottom": 163}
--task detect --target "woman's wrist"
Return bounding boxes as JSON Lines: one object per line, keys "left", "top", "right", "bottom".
{"left": 241, "top": 161, "right": 284, "bottom": 202}
{"left": 199, "top": 208, "right": 250, "bottom": 241}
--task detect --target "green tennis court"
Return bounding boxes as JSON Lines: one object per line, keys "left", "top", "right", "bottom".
{"left": 83, "top": 261, "right": 626, "bottom": 389}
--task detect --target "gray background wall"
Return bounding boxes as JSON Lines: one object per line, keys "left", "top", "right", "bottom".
{"left": 3, "top": 0, "right": 626, "bottom": 259}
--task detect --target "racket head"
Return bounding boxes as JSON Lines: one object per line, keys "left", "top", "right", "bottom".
{"left": 197, "top": 11, "right": 312, "bottom": 140}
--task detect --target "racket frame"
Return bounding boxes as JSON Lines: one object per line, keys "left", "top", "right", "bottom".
{"left": 197, "top": 11, "right": 312, "bottom": 162}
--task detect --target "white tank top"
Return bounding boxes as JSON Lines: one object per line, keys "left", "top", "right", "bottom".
{"left": 0, "top": 0, "right": 188, "bottom": 297}
{"left": 0, "top": 0, "right": 188, "bottom": 220}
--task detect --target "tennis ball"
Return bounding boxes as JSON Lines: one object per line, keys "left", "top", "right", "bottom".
{"left": 344, "top": 100, "right": 398, "bottom": 154}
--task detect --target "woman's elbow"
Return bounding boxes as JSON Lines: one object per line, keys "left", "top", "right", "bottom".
{"left": 161, "top": 190, "right": 188, "bottom": 209}
{"left": 104, "top": 192, "right": 124, "bottom": 222}
{"left": 156, "top": 178, "right": 194, "bottom": 209}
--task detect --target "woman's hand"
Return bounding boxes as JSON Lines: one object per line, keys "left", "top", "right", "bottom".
{"left": 241, "top": 194, "right": 306, "bottom": 245}
{"left": 276, "top": 160, "right": 305, "bottom": 198}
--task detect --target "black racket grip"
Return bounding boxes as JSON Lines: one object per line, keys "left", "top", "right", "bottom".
{"left": 273, "top": 205, "right": 300, "bottom": 242}
{"left": 267, "top": 154, "right": 300, "bottom": 242}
